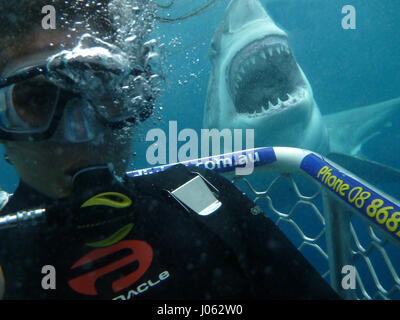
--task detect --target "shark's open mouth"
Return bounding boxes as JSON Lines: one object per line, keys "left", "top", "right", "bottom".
{"left": 228, "top": 36, "right": 306, "bottom": 116}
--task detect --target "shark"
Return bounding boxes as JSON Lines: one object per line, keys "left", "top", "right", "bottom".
{"left": 203, "top": 0, "right": 400, "bottom": 184}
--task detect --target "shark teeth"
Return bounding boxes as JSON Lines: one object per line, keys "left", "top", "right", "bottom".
{"left": 268, "top": 101, "right": 274, "bottom": 109}
{"left": 230, "top": 39, "right": 300, "bottom": 116}
{"left": 265, "top": 45, "right": 289, "bottom": 57}
{"left": 234, "top": 43, "right": 291, "bottom": 90}
{"left": 246, "top": 89, "right": 307, "bottom": 117}
{"left": 239, "top": 43, "right": 291, "bottom": 73}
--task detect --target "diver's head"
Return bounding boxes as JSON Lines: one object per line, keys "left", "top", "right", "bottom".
{"left": 0, "top": 0, "right": 159, "bottom": 198}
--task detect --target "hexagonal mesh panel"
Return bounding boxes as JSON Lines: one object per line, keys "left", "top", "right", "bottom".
{"left": 233, "top": 172, "right": 400, "bottom": 300}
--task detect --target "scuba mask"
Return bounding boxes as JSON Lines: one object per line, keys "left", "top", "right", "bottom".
{"left": 0, "top": 34, "right": 157, "bottom": 142}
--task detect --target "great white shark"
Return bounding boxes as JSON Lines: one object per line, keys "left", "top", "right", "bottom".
{"left": 203, "top": 0, "right": 400, "bottom": 183}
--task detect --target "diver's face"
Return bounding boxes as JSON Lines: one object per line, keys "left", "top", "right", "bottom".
{"left": 0, "top": 30, "right": 134, "bottom": 199}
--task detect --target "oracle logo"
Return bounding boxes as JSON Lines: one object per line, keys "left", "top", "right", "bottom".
{"left": 69, "top": 240, "right": 153, "bottom": 295}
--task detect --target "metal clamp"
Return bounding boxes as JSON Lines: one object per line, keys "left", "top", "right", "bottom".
{"left": 0, "top": 191, "right": 9, "bottom": 211}
{"left": 0, "top": 208, "right": 47, "bottom": 230}
{"left": 167, "top": 172, "right": 222, "bottom": 216}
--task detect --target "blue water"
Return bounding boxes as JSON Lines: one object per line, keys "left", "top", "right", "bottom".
{"left": 131, "top": 0, "right": 400, "bottom": 166}
{"left": 1, "top": 0, "right": 400, "bottom": 299}
{"left": 137, "top": 0, "right": 400, "bottom": 299}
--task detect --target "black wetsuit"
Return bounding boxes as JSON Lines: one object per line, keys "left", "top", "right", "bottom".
{"left": 0, "top": 165, "right": 339, "bottom": 300}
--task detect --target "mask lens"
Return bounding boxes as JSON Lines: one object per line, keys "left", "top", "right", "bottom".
{"left": 62, "top": 98, "right": 97, "bottom": 143}
{"left": 11, "top": 76, "right": 59, "bottom": 128}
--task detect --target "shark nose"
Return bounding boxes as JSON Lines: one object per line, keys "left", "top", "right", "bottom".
{"left": 225, "top": 0, "right": 272, "bottom": 32}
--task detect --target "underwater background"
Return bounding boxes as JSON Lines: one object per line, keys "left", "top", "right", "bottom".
{"left": 1, "top": 0, "right": 400, "bottom": 299}
{"left": 1, "top": 0, "right": 400, "bottom": 189}
{"left": 134, "top": 0, "right": 400, "bottom": 169}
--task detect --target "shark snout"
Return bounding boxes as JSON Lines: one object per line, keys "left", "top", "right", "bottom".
{"left": 224, "top": 0, "right": 275, "bottom": 33}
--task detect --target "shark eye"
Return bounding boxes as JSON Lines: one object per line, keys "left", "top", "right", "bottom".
{"left": 209, "top": 41, "right": 219, "bottom": 57}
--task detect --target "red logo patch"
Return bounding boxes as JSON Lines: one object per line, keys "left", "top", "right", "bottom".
{"left": 68, "top": 240, "right": 153, "bottom": 295}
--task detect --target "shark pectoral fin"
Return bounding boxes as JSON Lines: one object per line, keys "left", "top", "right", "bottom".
{"left": 327, "top": 152, "right": 400, "bottom": 198}
{"left": 324, "top": 97, "right": 400, "bottom": 155}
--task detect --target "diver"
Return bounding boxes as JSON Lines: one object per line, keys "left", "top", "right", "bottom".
{"left": 0, "top": 0, "right": 339, "bottom": 300}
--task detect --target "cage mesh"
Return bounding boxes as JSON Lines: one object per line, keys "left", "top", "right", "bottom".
{"left": 232, "top": 172, "right": 400, "bottom": 300}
